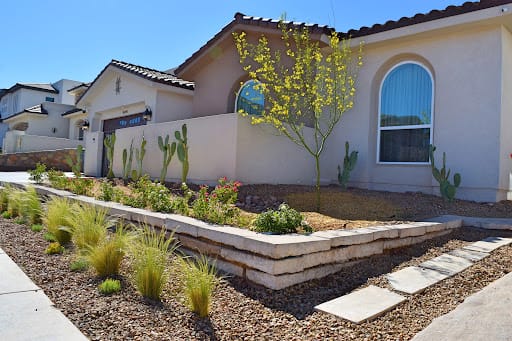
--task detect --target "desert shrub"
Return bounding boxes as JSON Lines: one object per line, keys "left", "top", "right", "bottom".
{"left": 14, "top": 216, "right": 26, "bottom": 225}
{"left": 1, "top": 211, "right": 11, "bottom": 219}
{"left": 31, "top": 224, "right": 43, "bottom": 232}
{"left": 70, "top": 258, "right": 88, "bottom": 272}
{"left": 253, "top": 203, "right": 311, "bottom": 234}
{"left": 130, "top": 226, "right": 178, "bottom": 301}
{"left": 7, "top": 188, "right": 24, "bottom": 218}
{"left": 28, "top": 162, "right": 47, "bottom": 183}
{"left": 68, "top": 178, "right": 94, "bottom": 196}
{"left": 43, "top": 232, "right": 57, "bottom": 242}
{"left": 45, "top": 242, "right": 64, "bottom": 255}
{"left": 68, "top": 204, "right": 111, "bottom": 251}
{"left": 178, "top": 254, "right": 220, "bottom": 318}
{"left": 43, "top": 197, "right": 75, "bottom": 245}
{"left": 47, "top": 169, "right": 67, "bottom": 189}
{"left": 172, "top": 183, "right": 193, "bottom": 215}
{"left": 96, "top": 181, "right": 114, "bottom": 202}
{"left": 98, "top": 278, "right": 121, "bottom": 295}
{"left": 128, "top": 176, "right": 174, "bottom": 212}
{"left": 87, "top": 223, "right": 133, "bottom": 278}
{"left": 23, "top": 186, "right": 42, "bottom": 225}
{"left": 192, "top": 178, "right": 241, "bottom": 225}
{"left": 0, "top": 186, "right": 10, "bottom": 212}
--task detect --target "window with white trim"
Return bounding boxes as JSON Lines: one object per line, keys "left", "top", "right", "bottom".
{"left": 235, "top": 80, "right": 264, "bottom": 116}
{"left": 378, "top": 62, "right": 433, "bottom": 163}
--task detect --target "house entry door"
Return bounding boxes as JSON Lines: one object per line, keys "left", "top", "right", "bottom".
{"left": 101, "top": 113, "right": 147, "bottom": 177}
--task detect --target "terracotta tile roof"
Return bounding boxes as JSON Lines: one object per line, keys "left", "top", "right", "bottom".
{"left": 175, "top": 1, "right": 512, "bottom": 75}
{"left": 77, "top": 59, "right": 194, "bottom": 104}
{"left": 343, "top": 0, "right": 512, "bottom": 38}
{"left": 62, "top": 107, "right": 85, "bottom": 117}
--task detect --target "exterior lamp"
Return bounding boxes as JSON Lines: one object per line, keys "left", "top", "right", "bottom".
{"left": 81, "top": 120, "right": 90, "bottom": 131}
{"left": 143, "top": 107, "right": 152, "bottom": 121}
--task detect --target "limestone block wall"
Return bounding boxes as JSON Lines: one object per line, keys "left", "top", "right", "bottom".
{"left": 0, "top": 149, "right": 79, "bottom": 171}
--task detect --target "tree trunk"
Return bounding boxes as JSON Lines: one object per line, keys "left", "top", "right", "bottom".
{"left": 314, "top": 155, "right": 321, "bottom": 212}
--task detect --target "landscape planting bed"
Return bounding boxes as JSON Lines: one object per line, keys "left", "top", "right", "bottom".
{"left": 4, "top": 182, "right": 465, "bottom": 289}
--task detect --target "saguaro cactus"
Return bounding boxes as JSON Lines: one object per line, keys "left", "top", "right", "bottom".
{"left": 158, "top": 134, "right": 177, "bottom": 184}
{"left": 175, "top": 124, "right": 189, "bottom": 183}
{"left": 103, "top": 134, "right": 116, "bottom": 179}
{"left": 429, "top": 145, "right": 461, "bottom": 202}
{"left": 337, "top": 141, "right": 358, "bottom": 189}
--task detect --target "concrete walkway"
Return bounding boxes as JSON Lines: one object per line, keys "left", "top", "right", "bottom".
{"left": 0, "top": 247, "right": 87, "bottom": 341}
{"left": 412, "top": 271, "right": 512, "bottom": 341}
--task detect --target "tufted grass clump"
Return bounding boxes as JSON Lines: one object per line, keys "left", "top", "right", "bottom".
{"left": 0, "top": 186, "right": 10, "bottom": 212}
{"left": 43, "top": 197, "right": 75, "bottom": 245}
{"left": 68, "top": 204, "right": 112, "bottom": 251}
{"left": 7, "top": 188, "right": 24, "bottom": 218}
{"left": 45, "top": 242, "right": 64, "bottom": 255}
{"left": 87, "top": 222, "right": 133, "bottom": 278}
{"left": 31, "top": 224, "right": 43, "bottom": 232}
{"left": 178, "top": 254, "right": 220, "bottom": 318}
{"left": 44, "top": 232, "right": 57, "bottom": 242}
{"left": 98, "top": 278, "right": 121, "bottom": 295}
{"left": 130, "top": 225, "right": 178, "bottom": 301}
{"left": 23, "top": 186, "right": 42, "bottom": 225}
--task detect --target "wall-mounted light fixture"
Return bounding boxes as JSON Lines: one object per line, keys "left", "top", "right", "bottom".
{"left": 81, "top": 120, "right": 90, "bottom": 131}
{"left": 143, "top": 106, "right": 152, "bottom": 121}
{"left": 51, "top": 127, "right": 57, "bottom": 133}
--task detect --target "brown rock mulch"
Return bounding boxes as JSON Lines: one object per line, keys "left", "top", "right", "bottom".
{"left": 1, "top": 217, "right": 512, "bottom": 340}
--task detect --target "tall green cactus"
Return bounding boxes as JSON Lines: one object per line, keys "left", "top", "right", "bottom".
{"left": 429, "top": 145, "right": 461, "bottom": 202}
{"left": 175, "top": 124, "right": 189, "bottom": 183}
{"left": 132, "top": 136, "right": 147, "bottom": 181}
{"left": 337, "top": 141, "right": 358, "bottom": 189}
{"left": 103, "top": 134, "right": 116, "bottom": 179}
{"left": 122, "top": 139, "right": 134, "bottom": 181}
{"left": 65, "top": 144, "right": 84, "bottom": 178}
{"left": 157, "top": 134, "right": 177, "bottom": 184}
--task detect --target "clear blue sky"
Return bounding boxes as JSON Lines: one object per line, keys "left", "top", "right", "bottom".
{"left": 0, "top": 0, "right": 467, "bottom": 89}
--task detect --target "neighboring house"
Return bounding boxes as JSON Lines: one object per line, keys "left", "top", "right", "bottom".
{"left": 81, "top": 0, "right": 512, "bottom": 202}
{"left": 0, "top": 79, "right": 84, "bottom": 152}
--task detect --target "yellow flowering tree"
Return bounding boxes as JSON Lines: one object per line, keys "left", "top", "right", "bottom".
{"left": 233, "top": 22, "right": 363, "bottom": 211}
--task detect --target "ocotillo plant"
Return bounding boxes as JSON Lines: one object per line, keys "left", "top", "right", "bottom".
{"left": 175, "top": 124, "right": 189, "bottom": 183}
{"left": 65, "top": 145, "right": 84, "bottom": 178}
{"left": 429, "top": 145, "right": 461, "bottom": 202}
{"left": 337, "top": 141, "right": 358, "bottom": 189}
{"left": 157, "top": 134, "right": 177, "bottom": 184}
{"left": 122, "top": 139, "right": 134, "bottom": 181}
{"left": 103, "top": 134, "right": 116, "bottom": 179}
{"left": 132, "top": 136, "right": 147, "bottom": 181}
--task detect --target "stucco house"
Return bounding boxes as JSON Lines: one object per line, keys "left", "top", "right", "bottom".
{"left": 82, "top": 0, "right": 512, "bottom": 202}
{"left": 0, "top": 79, "right": 84, "bottom": 153}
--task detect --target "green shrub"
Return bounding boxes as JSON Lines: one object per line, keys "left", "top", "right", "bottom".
{"left": 43, "top": 197, "right": 74, "bottom": 245}
{"left": 7, "top": 189, "right": 23, "bottom": 218}
{"left": 253, "top": 203, "right": 311, "bottom": 234}
{"left": 192, "top": 178, "right": 241, "bottom": 225}
{"left": 0, "top": 186, "right": 10, "bottom": 212}
{"left": 87, "top": 223, "right": 133, "bottom": 278}
{"left": 96, "top": 181, "right": 114, "bottom": 202}
{"left": 70, "top": 258, "right": 88, "bottom": 272}
{"left": 23, "top": 186, "right": 42, "bottom": 225}
{"left": 43, "top": 232, "right": 56, "bottom": 242}
{"left": 178, "top": 254, "right": 220, "bottom": 318}
{"left": 130, "top": 226, "right": 178, "bottom": 301}
{"left": 28, "top": 162, "right": 47, "bottom": 183}
{"left": 68, "top": 204, "right": 111, "bottom": 251}
{"left": 45, "top": 242, "right": 64, "bottom": 255}
{"left": 47, "top": 169, "right": 67, "bottom": 189}
{"left": 98, "top": 278, "right": 121, "bottom": 295}
{"left": 31, "top": 224, "right": 43, "bottom": 232}
{"left": 14, "top": 216, "right": 26, "bottom": 225}
{"left": 1, "top": 211, "right": 11, "bottom": 219}
{"left": 68, "top": 178, "right": 94, "bottom": 196}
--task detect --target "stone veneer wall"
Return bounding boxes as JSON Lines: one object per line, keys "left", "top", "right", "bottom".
{"left": 16, "top": 184, "right": 462, "bottom": 290}
{"left": 0, "top": 149, "right": 79, "bottom": 171}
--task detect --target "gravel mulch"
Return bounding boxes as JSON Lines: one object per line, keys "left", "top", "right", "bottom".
{"left": 1, "top": 217, "right": 512, "bottom": 340}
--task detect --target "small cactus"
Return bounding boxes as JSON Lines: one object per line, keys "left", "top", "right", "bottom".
{"left": 65, "top": 145, "right": 84, "bottom": 178}
{"left": 132, "top": 136, "right": 147, "bottom": 181}
{"left": 175, "top": 124, "right": 189, "bottom": 184}
{"left": 337, "top": 141, "right": 358, "bottom": 189}
{"left": 429, "top": 145, "right": 461, "bottom": 202}
{"left": 103, "top": 134, "right": 116, "bottom": 179}
{"left": 122, "top": 140, "right": 134, "bottom": 181}
{"left": 158, "top": 134, "right": 177, "bottom": 184}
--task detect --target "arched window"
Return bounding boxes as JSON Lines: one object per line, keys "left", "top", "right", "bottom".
{"left": 235, "top": 80, "right": 264, "bottom": 116}
{"left": 378, "top": 62, "right": 433, "bottom": 163}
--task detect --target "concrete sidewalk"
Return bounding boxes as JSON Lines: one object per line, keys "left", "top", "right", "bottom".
{"left": 412, "top": 271, "right": 512, "bottom": 341}
{"left": 0, "top": 247, "right": 87, "bottom": 341}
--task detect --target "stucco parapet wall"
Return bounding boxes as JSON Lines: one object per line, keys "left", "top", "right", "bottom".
{"left": 6, "top": 182, "right": 466, "bottom": 289}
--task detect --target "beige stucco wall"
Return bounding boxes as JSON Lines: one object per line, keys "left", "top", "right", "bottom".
{"left": 500, "top": 26, "right": 512, "bottom": 200}
{"left": 154, "top": 90, "right": 193, "bottom": 123}
{"left": 3, "top": 131, "right": 80, "bottom": 153}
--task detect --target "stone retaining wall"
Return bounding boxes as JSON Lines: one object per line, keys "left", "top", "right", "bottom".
{"left": 0, "top": 149, "right": 79, "bottom": 171}
{"left": 16, "top": 184, "right": 462, "bottom": 290}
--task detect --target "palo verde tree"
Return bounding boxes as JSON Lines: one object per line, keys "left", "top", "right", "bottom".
{"left": 233, "top": 21, "right": 363, "bottom": 211}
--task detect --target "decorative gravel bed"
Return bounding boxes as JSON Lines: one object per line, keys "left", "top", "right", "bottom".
{"left": 1, "top": 218, "right": 511, "bottom": 340}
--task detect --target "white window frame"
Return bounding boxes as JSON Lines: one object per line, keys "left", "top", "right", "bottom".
{"left": 235, "top": 80, "right": 264, "bottom": 115}
{"left": 376, "top": 61, "right": 434, "bottom": 165}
